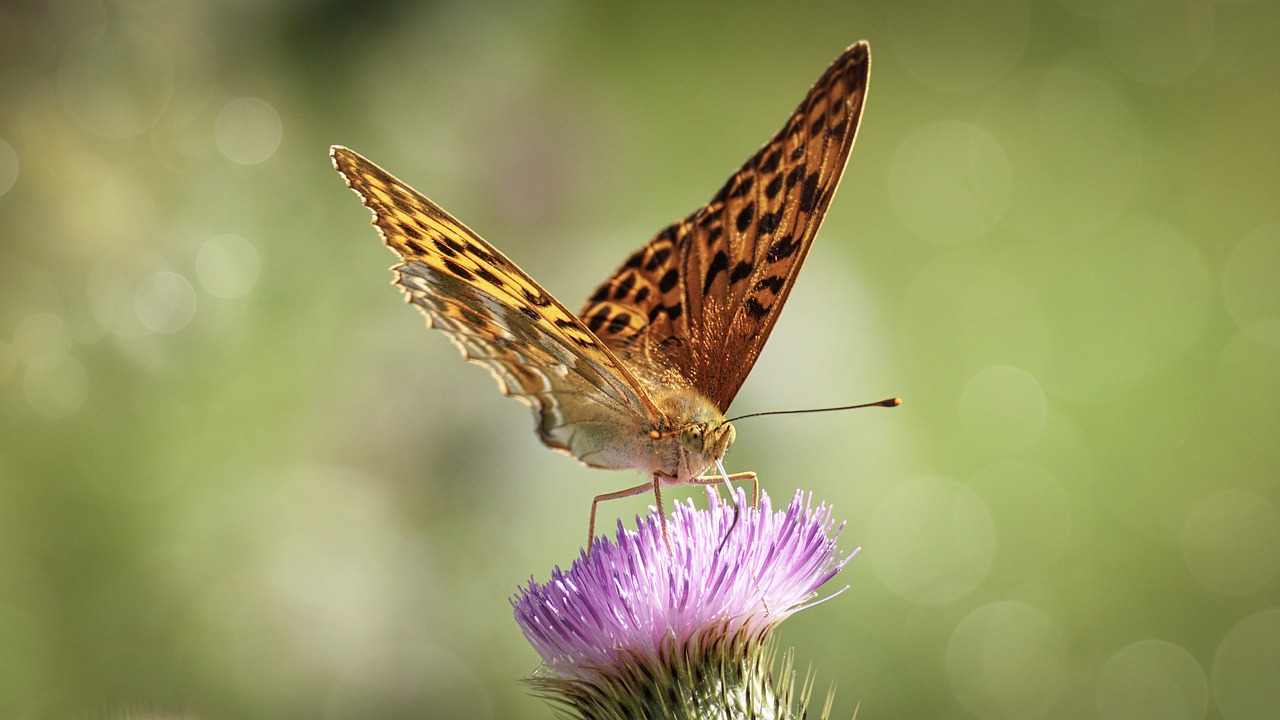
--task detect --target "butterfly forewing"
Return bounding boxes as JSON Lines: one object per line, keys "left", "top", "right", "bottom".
{"left": 331, "top": 146, "right": 662, "bottom": 456}
{"left": 580, "top": 42, "right": 870, "bottom": 411}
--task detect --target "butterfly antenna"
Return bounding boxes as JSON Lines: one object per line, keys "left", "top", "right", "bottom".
{"left": 726, "top": 397, "right": 901, "bottom": 423}
{"left": 713, "top": 458, "right": 740, "bottom": 557}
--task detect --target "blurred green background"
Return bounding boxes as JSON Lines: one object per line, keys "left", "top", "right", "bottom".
{"left": 2, "top": 0, "right": 1278, "bottom": 718}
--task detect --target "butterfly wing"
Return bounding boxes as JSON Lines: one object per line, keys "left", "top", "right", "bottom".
{"left": 580, "top": 42, "right": 870, "bottom": 411}
{"left": 332, "top": 146, "right": 662, "bottom": 461}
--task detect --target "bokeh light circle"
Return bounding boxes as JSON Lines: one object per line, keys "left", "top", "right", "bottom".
{"left": 23, "top": 352, "right": 89, "bottom": 418}
{"left": 1099, "top": 0, "right": 1215, "bottom": 86}
{"left": 215, "top": 97, "right": 283, "bottom": 165}
{"left": 57, "top": 26, "right": 174, "bottom": 139}
{"left": 1212, "top": 608, "right": 1280, "bottom": 720}
{"left": 959, "top": 365, "right": 1048, "bottom": 452}
{"left": 13, "top": 313, "right": 72, "bottom": 365}
{"left": 980, "top": 64, "right": 1142, "bottom": 241}
{"left": 888, "top": 121, "right": 1011, "bottom": 244}
{"left": 887, "top": 0, "right": 1030, "bottom": 93}
{"left": 135, "top": 271, "right": 197, "bottom": 334}
{"left": 867, "top": 476, "right": 995, "bottom": 604}
{"left": 946, "top": 601, "right": 1068, "bottom": 719}
{"left": 968, "top": 461, "right": 1072, "bottom": 573}
{"left": 1128, "top": 216, "right": 1213, "bottom": 359}
{"left": 0, "top": 138, "right": 17, "bottom": 196}
{"left": 1096, "top": 640, "right": 1208, "bottom": 720}
{"left": 197, "top": 234, "right": 261, "bottom": 299}
{"left": 1180, "top": 489, "right": 1280, "bottom": 596}
{"left": 1222, "top": 224, "right": 1280, "bottom": 347}
{"left": 0, "top": 339, "right": 15, "bottom": 383}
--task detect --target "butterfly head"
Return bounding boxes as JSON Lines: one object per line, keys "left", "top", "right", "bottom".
{"left": 678, "top": 421, "right": 735, "bottom": 460}
{"left": 651, "top": 389, "right": 737, "bottom": 482}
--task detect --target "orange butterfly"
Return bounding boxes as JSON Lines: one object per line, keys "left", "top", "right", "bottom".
{"left": 333, "top": 42, "right": 871, "bottom": 548}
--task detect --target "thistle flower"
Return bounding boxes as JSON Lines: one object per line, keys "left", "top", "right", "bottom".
{"left": 512, "top": 488, "right": 856, "bottom": 720}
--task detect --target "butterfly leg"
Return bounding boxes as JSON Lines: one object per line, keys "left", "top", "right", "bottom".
{"left": 691, "top": 471, "right": 760, "bottom": 507}
{"left": 587, "top": 476, "right": 663, "bottom": 557}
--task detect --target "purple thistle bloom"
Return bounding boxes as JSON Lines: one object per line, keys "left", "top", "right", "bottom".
{"left": 512, "top": 488, "right": 855, "bottom": 720}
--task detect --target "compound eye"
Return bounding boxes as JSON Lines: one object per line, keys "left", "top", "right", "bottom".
{"left": 679, "top": 426, "right": 704, "bottom": 452}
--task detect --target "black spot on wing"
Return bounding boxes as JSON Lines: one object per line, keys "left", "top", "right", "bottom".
{"left": 648, "top": 302, "right": 683, "bottom": 323}
{"left": 658, "top": 269, "right": 679, "bottom": 293}
{"left": 587, "top": 307, "right": 609, "bottom": 333}
{"left": 799, "top": 171, "right": 821, "bottom": 213}
{"left": 786, "top": 165, "right": 805, "bottom": 189}
{"left": 613, "top": 273, "right": 636, "bottom": 300}
{"left": 645, "top": 246, "right": 672, "bottom": 271}
{"left": 745, "top": 298, "right": 769, "bottom": 319}
{"left": 765, "top": 235, "right": 799, "bottom": 263}
{"left": 728, "top": 260, "right": 753, "bottom": 285}
{"left": 433, "top": 238, "right": 458, "bottom": 257}
{"left": 753, "top": 275, "right": 785, "bottom": 294}
{"left": 606, "top": 313, "right": 631, "bottom": 335}
{"left": 443, "top": 258, "right": 474, "bottom": 280}
{"left": 735, "top": 204, "right": 755, "bottom": 233}
{"left": 765, "top": 174, "right": 783, "bottom": 200}
{"left": 703, "top": 251, "right": 729, "bottom": 291}
{"left": 441, "top": 236, "right": 467, "bottom": 256}
{"left": 760, "top": 148, "right": 782, "bottom": 174}
{"left": 729, "top": 176, "right": 755, "bottom": 198}
{"left": 757, "top": 211, "right": 781, "bottom": 235}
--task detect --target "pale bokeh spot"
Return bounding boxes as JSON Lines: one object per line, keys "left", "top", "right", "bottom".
{"left": 23, "top": 352, "right": 89, "bottom": 418}
{"left": 1129, "top": 216, "right": 1213, "bottom": 359}
{"left": 959, "top": 365, "right": 1048, "bottom": 453}
{"left": 969, "top": 461, "right": 1072, "bottom": 573}
{"left": 1096, "top": 640, "right": 1208, "bottom": 720}
{"left": 13, "top": 313, "right": 72, "bottom": 366}
{"left": 88, "top": 253, "right": 160, "bottom": 339}
{"left": 980, "top": 63, "right": 1142, "bottom": 241}
{"left": 1212, "top": 608, "right": 1280, "bottom": 720}
{"left": 887, "top": 0, "right": 1030, "bottom": 93}
{"left": 946, "top": 601, "right": 1069, "bottom": 719}
{"left": 1100, "top": 0, "right": 1216, "bottom": 86}
{"left": 135, "top": 271, "right": 197, "bottom": 334}
{"left": 56, "top": 26, "right": 174, "bottom": 139}
{"left": 867, "top": 476, "right": 995, "bottom": 604}
{"left": 1181, "top": 489, "right": 1280, "bottom": 596}
{"left": 0, "top": 339, "right": 16, "bottom": 383}
{"left": 0, "top": 138, "right": 17, "bottom": 196}
{"left": 215, "top": 97, "right": 283, "bottom": 165}
{"left": 1223, "top": 224, "right": 1280, "bottom": 347}
{"left": 196, "top": 234, "right": 261, "bottom": 299}
{"left": 889, "top": 121, "right": 1011, "bottom": 244}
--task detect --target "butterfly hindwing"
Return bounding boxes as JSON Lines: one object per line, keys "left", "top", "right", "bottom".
{"left": 581, "top": 42, "right": 870, "bottom": 411}
{"left": 331, "top": 146, "right": 661, "bottom": 455}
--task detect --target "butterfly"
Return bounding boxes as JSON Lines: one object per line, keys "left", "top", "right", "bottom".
{"left": 332, "top": 42, "right": 871, "bottom": 549}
